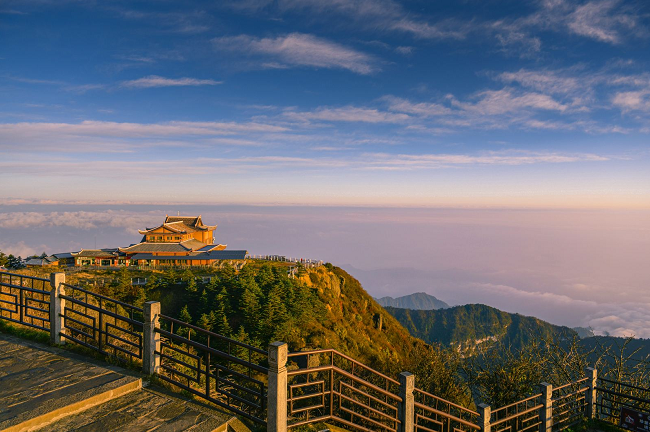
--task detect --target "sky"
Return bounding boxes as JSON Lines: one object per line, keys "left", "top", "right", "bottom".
{"left": 1, "top": 1, "right": 649, "bottom": 336}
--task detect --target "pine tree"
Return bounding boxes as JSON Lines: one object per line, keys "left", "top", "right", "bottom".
{"left": 197, "top": 313, "right": 212, "bottom": 331}
{"left": 213, "top": 290, "right": 231, "bottom": 337}
{"left": 262, "top": 285, "right": 289, "bottom": 340}
{"left": 240, "top": 287, "right": 261, "bottom": 336}
{"left": 199, "top": 289, "right": 210, "bottom": 315}
{"left": 179, "top": 304, "right": 192, "bottom": 323}
{"left": 184, "top": 271, "right": 197, "bottom": 293}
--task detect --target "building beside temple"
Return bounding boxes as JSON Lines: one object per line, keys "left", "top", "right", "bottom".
{"left": 66, "top": 215, "right": 247, "bottom": 268}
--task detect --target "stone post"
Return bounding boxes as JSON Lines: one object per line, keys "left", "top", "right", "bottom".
{"left": 477, "top": 403, "right": 491, "bottom": 432}
{"left": 539, "top": 382, "right": 553, "bottom": 432}
{"left": 143, "top": 301, "right": 161, "bottom": 375}
{"left": 268, "top": 342, "right": 288, "bottom": 432}
{"left": 398, "top": 372, "right": 415, "bottom": 432}
{"left": 585, "top": 367, "right": 597, "bottom": 419}
{"left": 49, "top": 272, "right": 66, "bottom": 345}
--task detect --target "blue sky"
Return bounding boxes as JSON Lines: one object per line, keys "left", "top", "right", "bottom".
{"left": 1, "top": 2, "right": 650, "bottom": 335}
{"left": 1, "top": 0, "right": 649, "bottom": 207}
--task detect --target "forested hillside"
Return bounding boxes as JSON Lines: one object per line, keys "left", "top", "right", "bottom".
{"left": 385, "top": 304, "right": 577, "bottom": 349}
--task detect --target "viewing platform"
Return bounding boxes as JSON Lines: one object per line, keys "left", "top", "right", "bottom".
{"left": 0, "top": 333, "right": 245, "bottom": 432}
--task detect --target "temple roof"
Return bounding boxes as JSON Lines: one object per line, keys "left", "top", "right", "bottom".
{"left": 73, "top": 249, "right": 121, "bottom": 257}
{"left": 119, "top": 238, "right": 220, "bottom": 254}
{"left": 130, "top": 250, "right": 247, "bottom": 261}
{"left": 138, "top": 215, "right": 216, "bottom": 235}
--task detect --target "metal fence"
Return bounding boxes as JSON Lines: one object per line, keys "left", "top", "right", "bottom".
{"left": 59, "top": 282, "right": 144, "bottom": 363}
{"left": 551, "top": 378, "right": 589, "bottom": 431}
{"left": 154, "top": 314, "right": 269, "bottom": 425}
{"left": 491, "top": 393, "right": 542, "bottom": 432}
{"left": 596, "top": 377, "right": 650, "bottom": 423}
{"left": 287, "top": 349, "right": 402, "bottom": 431}
{"left": 0, "top": 272, "right": 51, "bottom": 332}
{"left": 414, "top": 388, "right": 480, "bottom": 432}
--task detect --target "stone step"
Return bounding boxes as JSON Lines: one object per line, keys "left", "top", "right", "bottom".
{"left": 0, "top": 333, "right": 249, "bottom": 432}
{"left": 0, "top": 334, "right": 141, "bottom": 432}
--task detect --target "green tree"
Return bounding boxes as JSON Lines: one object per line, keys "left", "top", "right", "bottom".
{"left": 6, "top": 255, "right": 24, "bottom": 269}
{"left": 179, "top": 304, "right": 192, "bottom": 324}
{"left": 199, "top": 289, "right": 210, "bottom": 315}
{"left": 212, "top": 289, "right": 231, "bottom": 337}
{"left": 240, "top": 287, "right": 261, "bottom": 336}
{"left": 197, "top": 313, "right": 212, "bottom": 331}
{"left": 183, "top": 269, "right": 197, "bottom": 293}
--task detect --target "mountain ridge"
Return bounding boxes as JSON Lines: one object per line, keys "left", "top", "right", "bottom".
{"left": 383, "top": 303, "right": 578, "bottom": 349}
{"left": 375, "top": 292, "right": 449, "bottom": 310}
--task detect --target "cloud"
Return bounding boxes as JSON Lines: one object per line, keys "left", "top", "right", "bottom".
{"left": 363, "top": 151, "right": 609, "bottom": 170}
{"left": 0, "top": 241, "right": 45, "bottom": 258}
{"left": 567, "top": 0, "right": 638, "bottom": 44}
{"left": 0, "top": 150, "right": 610, "bottom": 179}
{"left": 454, "top": 89, "right": 568, "bottom": 115}
{"left": 121, "top": 76, "right": 223, "bottom": 88}
{"left": 0, "top": 120, "right": 286, "bottom": 140}
{"left": 117, "top": 9, "right": 211, "bottom": 34}
{"left": 212, "top": 33, "right": 378, "bottom": 74}
{"left": 497, "top": 69, "right": 585, "bottom": 96}
{"left": 0, "top": 211, "right": 160, "bottom": 236}
{"left": 384, "top": 97, "right": 452, "bottom": 117}
{"left": 285, "top": 106, "right": 410, "bottom": 123}
{"left": 469, "top": 282, "right": 650, "bottom": 338}
{"left": 612, "top": 90, "right": 650, "bottom": 112}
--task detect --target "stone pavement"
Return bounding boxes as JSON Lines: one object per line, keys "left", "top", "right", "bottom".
{"left": 0, "top": 332, "right": 247, "bottom": 432}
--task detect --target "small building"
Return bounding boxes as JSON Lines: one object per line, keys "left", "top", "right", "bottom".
{"left": 72, "top": 249, "right": 125, "bottom": 267}
{"left": 25, "top": 256, "right": 58, "bottom": 267}
{"left": 51, "top": 252, "right": 75, "bottom": 267}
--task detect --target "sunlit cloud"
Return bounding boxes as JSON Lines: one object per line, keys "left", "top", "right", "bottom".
{"left": 212, "top": 33, "right": 378, "bottom": 74}
{"left": 121, "top": 76, "right": 223, "bottom": 88}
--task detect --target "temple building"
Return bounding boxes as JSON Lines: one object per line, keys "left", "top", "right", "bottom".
{"left": 68, "top": 215, "right": 247, "bottom": 268}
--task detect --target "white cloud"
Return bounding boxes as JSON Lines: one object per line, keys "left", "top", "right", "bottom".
{"left": 0, "top": 241, "right": 45, "bottom": 258}
{"left": 212, "top": 33, "right": 378, "bottom": 74}
{"left": 497, "top": 69, "right": 584, "bottom": 96}
{"left": 285, "top": 106, "right": 410, "bottom": 123}
{"left": 612, "top": 90, "right": 650, "bottom": 112}
{"left": 455, "top": 89, "right": 568, "bottom": 115}
{"left": 121, "top": 76, "right": 223, "bottom": 88}
{"left": 567, "top": 0, "right": 637, "bottom": 44}
{"left": 384, "top": 97, "right": 452, "bottom": 117}
{"left": 268, "top": 0, "right": 468, "bottom": 40}
{"left": 468, "top": 282, "right": 650, "bottom": 338}
{"left": 0, "top": 211, "right": 160, "bottom": 235}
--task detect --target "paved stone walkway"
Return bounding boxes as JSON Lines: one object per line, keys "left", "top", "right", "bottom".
{"left": 0, "top": 332, "right": 245, "bottom": 432}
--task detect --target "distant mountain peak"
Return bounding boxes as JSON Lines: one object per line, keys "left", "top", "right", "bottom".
{"left": 375, "top": 292, "right": 449, "bottom": 310}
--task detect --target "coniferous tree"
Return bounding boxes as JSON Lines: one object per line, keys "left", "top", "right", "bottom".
{"left": 213, "top": 289, "right": 231, "bottom": 337}
{"left": 240, "top": 287, "right": 262, "bottom": 337}
{"left": 179, "top": 304, "right": 192, "bottom": 324}
{"left": 184, "top": 269, "right": 197, "bottom": 293}
{"left": 197, "top": 313, "right": 212, "bottom": 331}
{"left": 199, "top": 289, "right": 210, "bottom": 315}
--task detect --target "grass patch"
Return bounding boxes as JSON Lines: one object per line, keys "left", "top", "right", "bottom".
{"left": 0, "top": 318, "right": 50, "bottom": 344}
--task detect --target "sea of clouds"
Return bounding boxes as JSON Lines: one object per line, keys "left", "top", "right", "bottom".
{"left": 1, "top": 205, "right": 648, "bottom": 338}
